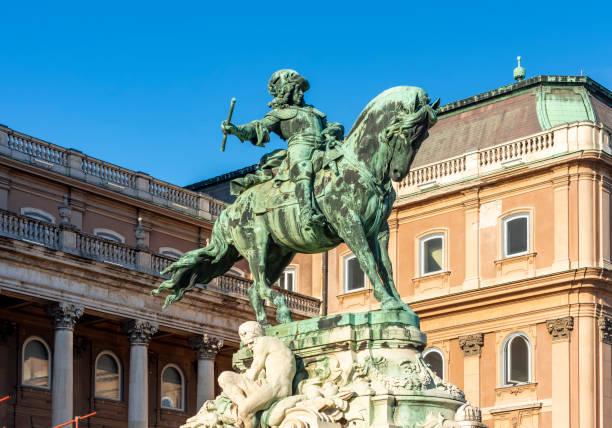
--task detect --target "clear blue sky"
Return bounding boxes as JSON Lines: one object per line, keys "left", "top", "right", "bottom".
{"left": 2, "top": 1, "right": 611, "bottom": 186}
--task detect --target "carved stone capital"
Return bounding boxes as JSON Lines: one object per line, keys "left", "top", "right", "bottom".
{"left": 123, "top": 319, "right": 158, "bottom": 345}
{"left": 458, "top": 333, "right": 484, "bottom": 356}
{"left": 546, "top": 316, "right": 574, "bottom": 341}
{"left": 46, "top": 302, "right": 84, "bottom": 330}
{"left": 598, "top": 316, "right": 612, "bottom": 345}
{"left": 189, "top": 334, "right": 224, "bottom": 360}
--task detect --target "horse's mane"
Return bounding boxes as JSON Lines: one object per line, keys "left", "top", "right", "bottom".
{"left": 346, "top": 86, "right": 428, "bottom": 145}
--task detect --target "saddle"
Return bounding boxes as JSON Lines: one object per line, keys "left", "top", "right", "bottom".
{"left": 230, "top": 144, "right": 343, "bottom": 214}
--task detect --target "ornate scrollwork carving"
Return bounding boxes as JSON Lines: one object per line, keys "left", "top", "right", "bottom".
{"left": 598, "top": 316, "right": 612, "bottom": 345}
{"left": 189, "top": 334, "right": 224, "bottom": 360}
{"left": 546, "top": 316, "right": 574, "bottom": 341}
{"left": 458, "top": 334, "right": 484, "bottom": 356}
{"left": 122, "top": 319, "right": 158, "bottom": 345}
{"left": 46, "top": 302, "right": 84, "bottom": 330}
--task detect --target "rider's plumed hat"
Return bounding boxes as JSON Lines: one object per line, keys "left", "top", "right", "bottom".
{"left": 268, "top": 69, "right": 310, "bottom": 96}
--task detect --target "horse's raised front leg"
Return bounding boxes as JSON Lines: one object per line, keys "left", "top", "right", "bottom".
{"left": 337, "top": 212, "right": 400, "bottom": 309}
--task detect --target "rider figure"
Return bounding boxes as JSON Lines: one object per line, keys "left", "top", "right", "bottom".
{"left": 222, "top": 69, "right": 344, "bottom": 228}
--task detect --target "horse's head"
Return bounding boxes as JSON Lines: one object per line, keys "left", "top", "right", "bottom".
{"left": 347, "top": 86, "right": 439, "bottom": 182}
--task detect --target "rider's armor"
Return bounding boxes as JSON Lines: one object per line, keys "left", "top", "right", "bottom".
{"left": 232, "top": 104, "right": 342, "bottom": 227}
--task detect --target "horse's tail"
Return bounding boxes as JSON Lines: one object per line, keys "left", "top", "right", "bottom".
{"left": 151, "top": 209, "right": 240, "bottom": 308}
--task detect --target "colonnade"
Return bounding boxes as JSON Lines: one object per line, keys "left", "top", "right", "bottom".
{"left": 46, "top": 301, "right": 222, "bottom": 428}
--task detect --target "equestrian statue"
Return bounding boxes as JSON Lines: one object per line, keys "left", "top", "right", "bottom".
{"left": 152, "top": 69, "right": 439, "bottom": 325}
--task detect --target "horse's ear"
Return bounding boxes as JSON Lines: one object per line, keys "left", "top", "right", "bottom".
{"left": 431, "top": 98, "right": 440, "bottom": 110}
{"left": 413, "top": 94, "right": 420, "bottom": 112}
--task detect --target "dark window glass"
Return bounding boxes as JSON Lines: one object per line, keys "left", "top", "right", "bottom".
{"left": 95, "top": 354, "right": 120, "bottom": 400}
{"left": 507, "top": 335, "right": 529, "bottom": 384}
{"left": 423, "top": 237, "right": 443, "bottom": 274}
{"left": 161, "top": 367, "right": 183, "bottom": 410}
{"left": 346, "top": 257, "right": 365, "bottom": 291}
{"left": 506, "top": 217, "right": 528, "bottom": 256}
{"left": 96, "top": 232, "right": 123, "bottom": 243}
{"left": 424, "top": 350, "right": 444, "bottom": 379}
{"left": 23, "top": 339, "right": 49, "bottom": 387}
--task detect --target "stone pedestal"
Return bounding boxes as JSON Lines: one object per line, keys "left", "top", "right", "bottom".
{"left": 183, "top": 309, "right": 486, "bottom": 428}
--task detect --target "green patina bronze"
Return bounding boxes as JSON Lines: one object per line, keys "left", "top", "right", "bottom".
{"left": 152, "top": 70, "right": 439, "bottom": 325}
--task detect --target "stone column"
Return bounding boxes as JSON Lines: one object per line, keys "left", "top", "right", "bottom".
{"left": 546, "top": 316, "right": 573, "bottom": 428}
{"left": 46, "top": 302, "right": 84, "bottom": 427}
{"left": 552, "top": 167, "right": 571, "bottom": 271}
{"left": 598, "top": 316, "right": 612, "bottom": 428}
{"left": 463, "top": 189, "right": 480, "bottom": 290}
{"left": 123, "top": 319, "right": 158, "bottom": 428}
{"left": 189, "top": 334, "right": 224, "bottom": 409}
{"left": 458, "top": 333, "right": 483, "bottom": 406}
{"left": 578, "top": 172, "right": 596, "bottom": 267}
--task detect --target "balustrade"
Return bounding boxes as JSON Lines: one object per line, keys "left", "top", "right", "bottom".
{"left": 76, "top": 232, "right": 137, "bottom": 267}
{"left": 0, "top": 210, "right": 60, "bottom": 247}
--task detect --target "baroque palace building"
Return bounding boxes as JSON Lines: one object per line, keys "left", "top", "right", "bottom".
{"left": 0, "top": 125, "right": 320, "bottom": 427}
{"left": 190, "top": 75, "right": 612, "bottom": 428}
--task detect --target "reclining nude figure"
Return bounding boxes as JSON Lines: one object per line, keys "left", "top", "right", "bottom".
{"left": 218, "top": 321, "right": 296, "bottom": 428}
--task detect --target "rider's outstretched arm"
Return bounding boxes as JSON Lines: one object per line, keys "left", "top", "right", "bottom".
{"left": 229, "top": 115, "right": 280, "bottom": 147}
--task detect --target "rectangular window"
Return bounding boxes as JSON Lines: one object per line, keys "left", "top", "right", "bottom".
{"left": 420, "top": 234, "right": 444, "bottom": 275}
{"left": 278, "top": 268, "right": 295, "bottom": 292}
{"left": 503, "top": 214, "right": 529, "bottom": 257}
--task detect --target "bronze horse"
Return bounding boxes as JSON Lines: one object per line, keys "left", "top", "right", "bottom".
{"left": 152, "top": 86, "right": 438, "bottom": 325}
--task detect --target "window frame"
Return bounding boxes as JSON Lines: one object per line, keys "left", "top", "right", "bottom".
{"left": 343, "top": 254, "right": 367, "bottom": 293}
{"left": 277, "top": 268, "right": 296, "bottom": 292}
{"left": 94, "top": 350, "right": 123, "bottom": 401}
{"left": 501, "top": 332, "right": 532, "bottom": 386}
{"left": 422, "top": 347, "right": 446, "bottom": 381}
{"left": 159, "top": 247, "right": 183, "bottom": 260}
{"left": 502, "top": 213, "right": 530, "bottom": 258}
{"left": 20, "top": 207, "right": 56, "bottom": 224}
{"left": 93, "top": 228, "right": 125, "bottom": 243}
{"left": 419, "top": 233, "right": 445, "bottom": 276}
{"left": 160, "top": 363, "right": 186, "bottom": 411}
{"left": 21, "top": 336, "right": 52, "bottom": 390}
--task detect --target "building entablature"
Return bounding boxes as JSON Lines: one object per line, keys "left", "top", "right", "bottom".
{"left": 0, "top": 124, "right": 226, "bottom": 221}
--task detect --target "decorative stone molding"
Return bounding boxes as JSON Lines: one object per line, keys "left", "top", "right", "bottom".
{"left": 546, "top": 316, "right": 574, "bottom": 341}
{"left": 189, "top": 334, "right": 224, "bottom": 360}
{"left": 458, "top": 334, "right": 484, "bottom": 356}
{"left": 46, "top": 302, "right": 84, "bottom": 330}
{"left": 57, "top": 196, "right": 73, "bottom": 228}
{"left": 598, "top": 316, "right": 612, "bottom": 345}
{"left": 122, "top": 319, "right": 158, "bottom": 345}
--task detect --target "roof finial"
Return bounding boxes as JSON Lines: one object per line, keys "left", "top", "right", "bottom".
{"left": 514, "top": 56, "right": 525, "bottom": 82}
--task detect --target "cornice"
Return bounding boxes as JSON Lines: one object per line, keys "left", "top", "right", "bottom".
{"left": 0, "top": 155, "right": 214, "bottom": 230}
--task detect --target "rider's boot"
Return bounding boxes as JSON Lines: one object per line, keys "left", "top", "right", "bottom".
{"left": 295, "top": 179, "right": 325, "bottom": 228}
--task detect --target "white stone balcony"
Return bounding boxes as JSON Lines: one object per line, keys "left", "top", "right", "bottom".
{"left": 0, "top": 125, "right": 225, "bottom": 220}
{"left": 395, "top": 121, "right": 612, "bottom": 197}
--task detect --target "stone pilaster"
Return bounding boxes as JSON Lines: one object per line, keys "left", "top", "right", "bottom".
{"left": 123, "top": 319, "right": 158, "bottom": 428}
{"left": 546, "top": 316, "right": 574, "bottom": 341}
{"left": 189, "top": 334, "right": 224, "bottom": 409}
{"left": 599, "top": 316, "right": 612, "bottom": 427}
{"left": 546, "top": 316, "right": 573, "bottom": 428}
{"left": 46, "top": 302, "right": 83, "bottom": 427}
{"left": 458, "top": 333, "right": 483, "bottom": 406}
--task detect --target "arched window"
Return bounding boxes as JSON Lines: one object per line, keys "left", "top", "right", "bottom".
{"left": 502, "top": 333, "right": 531, "bottom": 386}
{"left": 423, "top": 347, "right": 445, "bottom": 380}
{"left": 95, "top": 351, "right": 122, "bottom": 400}
{"left": 161, "top": 364, "right": 185, "bottom": 411}
{"left": 159, "top": 247, "right": 183, "bottom": 260}
{"left": 21, "top": 207, "right": 55, "bottom": 224}
{"left": 22, "top": 336, "right": 51, "bottom": 388}
{"left": 344, "top": 254, "right": 366, "bottom": 292}
{"left": 420, "top": 233, "right": 444, "bottom": 276}
{"left": 93, "top": 228, "right": 125, "bottom": 243}
{"left": 502, "top": 213, "right": 529, "bottom": 257}
{"left": 228, "top": 267, "right": 245, "bottom": 278}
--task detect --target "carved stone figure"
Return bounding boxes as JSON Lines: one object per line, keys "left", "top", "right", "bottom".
{"left": 217, "top": 322, "right": 295, "bottom": 428}
{"left": 152, "top": 75, "right": 439, "bottom": 326}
